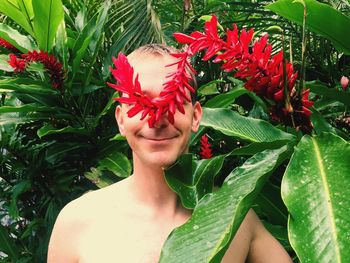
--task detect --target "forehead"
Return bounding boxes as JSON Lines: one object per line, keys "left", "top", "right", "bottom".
{"left": 127, "top": 54, "right": 178, "bottom": 95}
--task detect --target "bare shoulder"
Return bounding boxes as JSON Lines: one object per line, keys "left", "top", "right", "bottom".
{"left": 47, "top": 179, "right": 129, "bottom": 263}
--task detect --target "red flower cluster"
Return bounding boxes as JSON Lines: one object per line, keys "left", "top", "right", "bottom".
{"left": 108, "top": 51, "right": 196, "bottom": 127}
{"left": 108, "top": 15, "right": 314, "bottom": 132}
{"left": 8, "top": 54, "right": 26, "bottom": 72}
{"left": 199, "top": 134, "right": 213, "bottom": 159}
{"left": 174, "top": 16, "right": 314, "bottom": 133}
{"left": 0, "top": 38, "right": 19, "bottom": 53}
{"left": 7, "top": 50, "right": 64, "bottom": 89}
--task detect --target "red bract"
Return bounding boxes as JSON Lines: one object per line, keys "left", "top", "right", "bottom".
{"left": 174, "top": 15, "right": 314, "bottom": 133}
{"left": 108, "top": 15, "right": 314, "bottom": 133}
{"left": 174, "top": 16, "right": 224, "bottom": 60}
{"left": 200, "top": 134, "right": 213, "bottom": 159}
{"left": 6, "top": 50, "right": 64, "bottom": 89}
{"left": 22, "top": 51, "right": 64, "bottom": 89}
{"left": 0, "top": 38, "right": 19, "bottom": 53}
{"left": 108, "top": 52, "right": 196, "bottom": 127}
{"left": 8, "top": 54, "right": 26, "bottom": 72}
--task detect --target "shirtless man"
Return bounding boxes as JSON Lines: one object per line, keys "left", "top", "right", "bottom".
{"left": 47, "top": 44, "right": 292, "bottom": 263}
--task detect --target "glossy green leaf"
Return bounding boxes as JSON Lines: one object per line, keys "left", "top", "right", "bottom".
{"left": 0, "top": 0, "right": 34, "bottom": 35}
{"left": 201, "top": 108, "right": 295, "bottom": 142}
{"left": 230, "top": 141, "right": 291, "bottom": 156}
{"left": 0, "top": 23, "right": 36, "bottom": 52}
{"left": 0, "top": 224, "right": 19, "bottom": 260}
{"left": 98, "top": 152, "right": 131, "bottom": 178}
{"left": 55, "top": 21, "right": 69, "bottom": 70}
{"left": 282, "top": 133, "right": 350, "bottom": 262}
{"left": 71, "top": 1, "right": 110, "bottom": 81}
{"left": 164, "top": 154, "right": 225, "bottom": 209}
{"left": 197, "top": 80, "right": 222, "bottom": 96}
{"left": 204, "top": 87, "right": 248, "bottom": 108}
{"left": 266, "top": 0, "right": 350, "bottom": 54}
{"left": 32, "top": 0, "right": 64, "bottom": 51}
{"left": 0, "top": 82, "right": 59, "bottom": 95}
{"left": 37, "top": 124, "right": 89, "bottom": 138}
{"left": 160, "top": 146, "right": 290, "bottom": 262}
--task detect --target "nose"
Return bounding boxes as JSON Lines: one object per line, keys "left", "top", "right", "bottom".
{"left": 153, "top": 109, "right": 171, "bottom": 129}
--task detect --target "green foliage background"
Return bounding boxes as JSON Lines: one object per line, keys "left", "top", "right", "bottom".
{"left": 0, "top": 0, "right": 349, "bottom": 262}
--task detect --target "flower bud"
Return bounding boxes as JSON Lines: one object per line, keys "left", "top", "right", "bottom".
{"left": 341, "top": 76, "right": 349, "bottom": 91}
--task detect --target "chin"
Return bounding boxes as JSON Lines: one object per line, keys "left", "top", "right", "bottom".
{"left": 141, "top": 150, "right": 182, "bottom": 168}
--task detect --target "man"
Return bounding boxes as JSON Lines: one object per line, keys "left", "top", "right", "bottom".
{"left": 48, "top": 44, "right": 292, "bottom": 263}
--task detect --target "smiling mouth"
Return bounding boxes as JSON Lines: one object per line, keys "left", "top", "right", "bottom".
{"left": 144, "top": 137, "right": 175, "bottom": 141}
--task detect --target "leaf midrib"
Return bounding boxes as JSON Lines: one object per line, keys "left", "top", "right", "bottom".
{"left": 312, "top": 137, "right": 341, "bottom": 262}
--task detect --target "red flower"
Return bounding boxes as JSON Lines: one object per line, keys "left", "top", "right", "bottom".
{"left": 174, "top": 16, "right": 224, "bottom": 61}
{"left": 22, "top": 51, "right": 64, "bottom": 89}
{"left": 200, "top": 134, "right": 213, "bottom": 159}
{"left": 341, "top": 76, "right": 349, "bottom": 91}
{"left": 108, "top": 52, "right": 196, "bottom": 127}
{"left": 8, "top": 54, "right": 26, "bottom": 72}
{"left": 0, "top": 38, "right": 19, "bottom": 53}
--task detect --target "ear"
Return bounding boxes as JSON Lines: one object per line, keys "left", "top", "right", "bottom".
{"left": 115, "top": 105, "right": 126, "bottom": 136}
{"left": 191, "top": 101, "right": 202, "bottom": 133}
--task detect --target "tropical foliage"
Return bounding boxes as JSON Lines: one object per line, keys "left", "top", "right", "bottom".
{"left": 0, "top": 0, "right": 349, "bottom": 262}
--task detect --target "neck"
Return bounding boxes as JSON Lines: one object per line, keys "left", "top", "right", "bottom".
{"left": 128, "top": 154, "right": 184, "bottom": 219}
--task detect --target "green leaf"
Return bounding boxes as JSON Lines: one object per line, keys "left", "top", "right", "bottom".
{"left": 282, "top": 133, "right": 350, "bottom": 262}
{"left": 84, "top": 167, "right": 118, "bottom": 188}
{"left": 164, "top": 154, "right": 225, "bottom": 209}
{"left": 159, "top": 146, "right": 290, "bottom": 262}
{"left": 98, "top": 152, "right": 131, "bottom": 178}
{"left": 197, "top": 80, "right": 222, "bottom": 96}
{"left": 0, "top": 23, "right": 36, "bottom": 52}
{"left": 0, "top": 54, "right": 13, "bottom": 71}
{"left": 55, "top": 21, "right": 69, "bottom": 69}
{"left": 307, "top": 81, "right": 350, "bottom": 106}
{"left": 201, "top": 108, "right": 295, "bottom": 143}
{"left": 71, "top": 2, "right": 110, "bottom": 81}
{"left": 0, "top": 82, "right": 59, "bottom": 95}
{"left": 266, "top": 0, "right": 350, "bottom": 54}
{"left": 204, "top": 87, "right": 248, "bottom": 108}
{"left": 37, "top": 124, "right": 90, "bottom": 138}
{"left": 32, "top": 0, "right": 64, "bottom": 51}
{"left": 310, "top": 107, "right": 337, "bottom": 135}
{"left": 230, "top": 140, "right": 290, "bottom": 156}
{"left": 0, "top": 0, "right": 34, "bottom": 35}
{"left": 0, "top": 224, "right": 19, "bottom": 260}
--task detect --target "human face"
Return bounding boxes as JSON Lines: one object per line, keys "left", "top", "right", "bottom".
{"left": 115, "top": 54, "right": 202, "bottom": 168}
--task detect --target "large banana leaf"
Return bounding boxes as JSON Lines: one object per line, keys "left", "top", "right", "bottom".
{"left": 201, "top": 108, "right": 295, "bottom": 143}
{"left": 159, "top": 146, "right": 291, "bottom": 263}
{"left": 266, "top": 0, "right": 350, "bottom": 54}
{"left": 282, "top": 132, "right": 350, "bottom": 262}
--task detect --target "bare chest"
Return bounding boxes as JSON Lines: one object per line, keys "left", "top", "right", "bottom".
{"left": 76, "top": 207, "right": 251, "bottom": 263}
{"left": 77, "top": 217, "right": 174, "bottom": 263}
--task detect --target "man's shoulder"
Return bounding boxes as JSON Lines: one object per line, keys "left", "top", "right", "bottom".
{"left": 59, "top": 178, "right": 130, "bottom": 222}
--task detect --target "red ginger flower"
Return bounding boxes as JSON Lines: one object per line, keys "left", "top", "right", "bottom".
{"left": 8, "top": 54, "right": 26, "bottom": 72}
{"left": 7, "top": 50, "right": 64, "bottom": 89}
{"left": 0, "top": 38, "right": 19, "bottom": 53}
{"left": 200, "top": 134, "right": 213, "bottom": 159}
{"left": 107, "top": 52, "right": 196, "bottom": 128}
{"left": 22, "top": 50, "right": 64, "bottom": 89}
{"left": 174, "top": 15, "right": 314, "bottom": 133}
